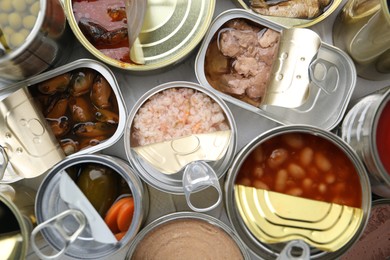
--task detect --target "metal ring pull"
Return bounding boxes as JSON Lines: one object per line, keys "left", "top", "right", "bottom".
{"left": 31, "top": 209, "right": 86, "bottom": 260}
{"left": 183, "top": 161, "right": 222, "bottom": 212}
{"left": 0, "top": 146, "right": 9, "bottom": 181}
{"left": 277, "top": 240, "right": 310, "bottom": 260}
{"left": 309, "top": 58, "right": 340, "bottom": 94}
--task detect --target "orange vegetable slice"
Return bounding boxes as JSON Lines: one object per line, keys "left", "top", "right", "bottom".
{"left": 117, "top": 197, "right": 134, "bottom": 232}
{"left": 104, "top": 197, "right": 133, "bottom": 234}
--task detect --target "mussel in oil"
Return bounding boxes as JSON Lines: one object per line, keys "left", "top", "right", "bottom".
{"left": 69, "top": 96, "right": 95, "bottom": 123}
{"left": 70, "top": 69, "right": 97, "bottom": 97}
{"left": 91, "top": 74, "right": 112, "bottom": 109}
{"left": 38, "top": 73, "right": 71, "bottom": 95}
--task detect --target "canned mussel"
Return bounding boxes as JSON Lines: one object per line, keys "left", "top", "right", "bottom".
{"left": 0, "top": 59, "right": 127, "bottom": 182}
{"left": 126, "top": 212, "right": 250, "bottom": 260}
{"left": 225, "top": 125, "right": 371, "bottom": 259}
{"left": 233, "top": 0, "right": 342, "bottom": 28}
{"left": 195, "top": 9, "right": 356, "bottom": 130}
{"left": 124, "top": 81, "right": 237, "bottom": 212}
{"left": 341, "top": 87, "right": 390, "bottom": 198}
{"left": 0, "top": 0, "right": 73, "bottom": 81}
{"left": 31, "top": 154, "right": 149, "bottom": 259}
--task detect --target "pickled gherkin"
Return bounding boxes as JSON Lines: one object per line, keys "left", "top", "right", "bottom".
{"left": 76, "top": 163, "right": 120, "bottom": 217}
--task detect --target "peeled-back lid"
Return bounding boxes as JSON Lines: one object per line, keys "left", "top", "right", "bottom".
{"left": 234, "top": 185, "right": 364, "bottom": 252}
{"left": 0, "top": 87, "right": 65, "bottom": 182}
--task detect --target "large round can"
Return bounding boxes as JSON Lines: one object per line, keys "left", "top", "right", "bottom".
{"left": 33, "top": 154, "right": 149, "bottom": 259}
{"left": 126, "top": 211, "right": 251, "bottom": 260}
{"left": 332, "top": 0, "right": 390, "bottom": 80}
{"left": 0, "top": 184, "right": 36, "bottom": 260}
{"left": 0, "top": 0, "right": 73, "bottom": 81}
{"left": 225, "top": 125, "right": 371, "bottom": 259}
{"left": 341, "top": 87, "right": 390, "bottom": 198}
{"left": 124, "top": 81, "right": 237, "bottom": 202}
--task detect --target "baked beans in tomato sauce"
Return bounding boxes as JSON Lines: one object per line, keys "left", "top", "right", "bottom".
{"left": 236, "top": 133, "right": 362, "bottom": 208}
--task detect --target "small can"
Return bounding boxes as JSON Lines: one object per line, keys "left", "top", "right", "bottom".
{"left": 341, "top": 87, "right": 390, "bottom": 198}
{"left": 0, "top": 0, "right": 74, "bottom": 81}
{"left": 125, "top": 211, "right": 251, "bottom": 260}
{"left": 32, "top": 154, "right": 149, "bottom": 259}
{"left": 332, "top": 0, "right": 390, "bottom": 80}
{"left": 0, "top": 59, "right": 127, "bottom": 183}
{"left": 195, "top": 9, "right": 356, "bottom": 131}
{"left": 232, "top": 0, "right": 343, "bottom": 28}
{"left": 64, "top": 0, "right": 215, "bottom": 73}
{"left": 124, "top": 81, "right": 237, "bottom": 212}
{"left": 0, "top": 183, "right": 36, "bottom": 260}
{"left": 225, "top": 125, "right": 371, "bottom": 259}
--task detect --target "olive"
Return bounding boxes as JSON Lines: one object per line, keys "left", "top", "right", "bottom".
{"left": 76, "top": 163, "right": 119, "bottom": 217}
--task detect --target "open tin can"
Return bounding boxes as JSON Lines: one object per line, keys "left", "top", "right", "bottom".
{"left": 124, "top": 81, "right": 237, "bottom": 212}
{"left": 64, "top": 0, "right": 215, "bottom": 72}
{"left": 0, "top": 0, "right": 73, "bottom": 81}
{"left": 224, "top": 125, "right": 371, "bottom": 259}
{"left": 31, "top": 154, "right": 149, "bottom": 259}
{"left": 195, "top": 9, "right": 356, "bottom": 131}
{"left": 0, "top": 59, "right": 127, "bottom": 183}
{"left": 126, "top": 211, "right": 250, "bottom": 260}
{"left": 232, "top": 0, "right": 343, "bottom": 28}
{"left": 341, "top": 86, "right": 390, "bottom": 198}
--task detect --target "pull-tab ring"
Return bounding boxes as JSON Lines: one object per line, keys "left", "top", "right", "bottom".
{"left": 0, "top": 146, "right": 9, "bottom": 181}
{"left": 309, "top": 58, "right": 340, "bottom": 94}
{"left": 183, "top": 161, "right": 222, "bottom": 212}
{"left": 277, "top": 240, "right": 310, "bottom": 260}
{"left": 31, "top": 209, "right": 86, "bottom": 260}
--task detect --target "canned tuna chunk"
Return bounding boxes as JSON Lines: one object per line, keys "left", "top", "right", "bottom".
{"left": 341, "top": 87, "right": 390, "bottom": 198}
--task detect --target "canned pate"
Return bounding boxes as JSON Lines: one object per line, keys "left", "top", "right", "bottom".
{"left": 341, "top": 87, "right": 390, "bottom": 198}
{"left": 126, "top": 212, "right": 250, "bottom": 260}
{"left": 124, "top": 81, "right": 237, "bottom": 212}
{"left": 225, "top": 125, "right": 371, "bottom": 259}
{"left": 0, "top": 0, "right": 73, "bottom": 81}
{"left": 32, "top": 154, "right": 149, "bottom": 259}
{"left": 195, "top": 9, "right": 356, "bottom": 131}
{"left": 0, "top": 59, "right": 127, "bottom": 183}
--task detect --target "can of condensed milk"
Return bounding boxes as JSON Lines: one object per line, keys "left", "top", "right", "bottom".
{"left": 225, "top": 125, "right": 371, "bottom": 259}
{"left": 341, "top": 87, "right": 390, "bottom": 198}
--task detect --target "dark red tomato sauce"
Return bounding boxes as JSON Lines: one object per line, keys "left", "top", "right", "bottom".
{"left": 376, "top": 100, "right": 390, "bottom": 175}
{"left": 235, "top": 132, "right": 362, "bottom": 208}
{"left": 72, "top": 0, "right": 131, "bottom": 63}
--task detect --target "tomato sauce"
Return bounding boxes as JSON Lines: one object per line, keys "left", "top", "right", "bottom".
{"left": 376, "top": 101, "right": 390, "bottom": 175}
{"left": 236, "top": 132, "right": 362, "bottom": 208}
{"left": 72, "top": 0, "right": 131, "bottom": 63}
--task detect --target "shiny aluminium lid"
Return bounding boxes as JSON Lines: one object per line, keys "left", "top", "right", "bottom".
{"left": 232, "top": 0, "right": 343, "bottom": 28}
{"left": 64, "top": 0, "right": 215, "bottom": 72}
{"left": 235, "top": 185, "right": 364, "bottom": 252}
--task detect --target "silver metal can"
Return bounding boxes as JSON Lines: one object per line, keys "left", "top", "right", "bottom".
{"left": 126, "top": 211, "right": 251, "bottom": 260}
{"left": 124, "top": 81, "right": 237, "bottom": 212}
{"left": 332, "top": 0, "right": 390, "bottom": 80}
{"left": 0, "top": 0, "right": 74, "bottom": 81}
{"left": 195, "top": 9, "right": 356, "bottom": 131}
{"left": 0, "top": 183, "right": 36, "bottom": 260}
{"left": 225, "top": 125, "right": 371, "bottom": 259}
{"left": 32, "top": 154, "right": 149, "bottom": 259}
{"left": 0, "top": 59, "right": 127, "bottom": 183}
{"left": 341, "top": 87, "right": 390, "bottom": 198}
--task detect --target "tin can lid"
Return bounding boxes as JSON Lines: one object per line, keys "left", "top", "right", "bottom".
{"left": 234, "top": 185, "right": 364, "bottom": 252}
{"left": 65, "top": 0, "right": 215, "bottom": 72}
{"left": 0, "top": 0, "right": 40, "bottom": 55}
{"left": 233, "top": 0, "right": 343, "bottom": 28}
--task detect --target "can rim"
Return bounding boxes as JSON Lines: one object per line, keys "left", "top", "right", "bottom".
{"left": 124, "top": 81, "right": 237, "bottom": 194}
{"left": 63, "top": 0, "right": 216, "bottom": 72}
{"left": 35, "top": 154, "right": 147, "bottom": 259}
{"left": 224, "top": 124, "right": 372, "bottom": 259}
{"left": 0, "top": 194, "right": 29, "bottom": 260}
{"left": 125, "top": 211, "right": 251, "bottom": 260}
{"left": 371, "top": 87, "right": 390, "bottom": 185}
